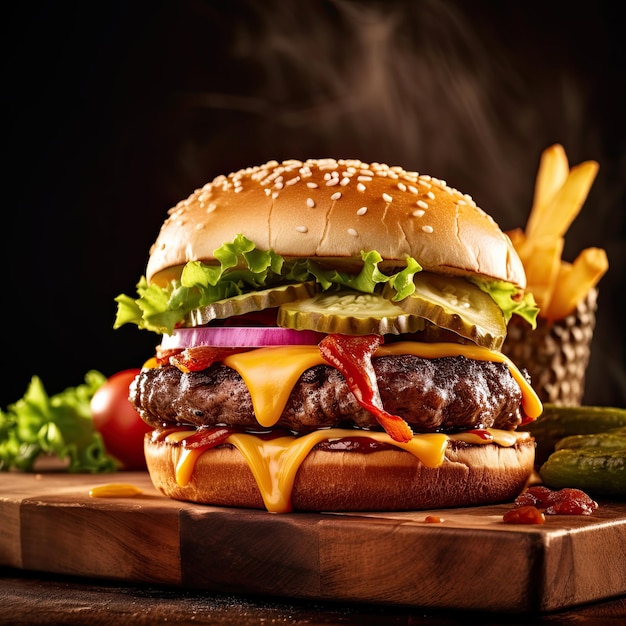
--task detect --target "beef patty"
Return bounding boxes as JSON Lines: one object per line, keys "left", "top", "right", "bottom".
{"left": 130, "top": 354, "right": 526, "bottom": 434}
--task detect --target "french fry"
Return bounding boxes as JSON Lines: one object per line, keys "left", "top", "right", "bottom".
{"left": 545, "top": 247, "right": 609, "bottom": 321}
{"left": 526, "top": 160, "right": 599, "bottom": 242}
{"left": 505, "top": 227, "right": 527, "bottom": 256}
{"left": 514, "top": 144, "right": 606, "bottom": 320}
{"left": 526, "top": 144, "right": 569, "bottom": 239}
{"left": 519, "top": 236, "right": 564, "bottom": 311}
{"left": 506, "top": 145, "right": 606, "bottom": 405}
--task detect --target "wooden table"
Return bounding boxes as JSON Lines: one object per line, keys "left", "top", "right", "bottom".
{"left": 1, "top": 567, "right": 625, "bottom": 625}
{"left": 2, "top": 471, "right": 625, "bottom": 622}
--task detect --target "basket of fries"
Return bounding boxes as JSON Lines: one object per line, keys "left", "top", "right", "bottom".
{"left": 502, "top": 144, "right": 608, "bottom": 406}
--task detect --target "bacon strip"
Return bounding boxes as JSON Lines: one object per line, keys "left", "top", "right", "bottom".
{"left": 155, "top": 346, "right": 183, "bottom": 366}
{"left": 181, "top": 426, "right": 235, "bottom": 450}
{"left": 319, "top": 334, "right": 414, "bottom": 443}
{"left": 169, "top": 346, "right": 250, "bottom": 373}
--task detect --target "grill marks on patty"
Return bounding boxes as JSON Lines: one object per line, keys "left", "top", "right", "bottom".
{"left": 130, "top": 355, "right": 525, "bottom": 434}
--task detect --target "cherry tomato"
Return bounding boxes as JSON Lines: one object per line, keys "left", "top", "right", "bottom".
{"left": 90, "top": 369, "right": 151, "bottom": 470}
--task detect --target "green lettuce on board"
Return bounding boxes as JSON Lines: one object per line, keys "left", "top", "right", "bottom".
{"left": 0, "top": 371, "right": 117, "bottom": 473}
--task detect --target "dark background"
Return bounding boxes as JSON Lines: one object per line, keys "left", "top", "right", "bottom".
{"left": 2, "top": 0, "right": 625, "bottom": 409}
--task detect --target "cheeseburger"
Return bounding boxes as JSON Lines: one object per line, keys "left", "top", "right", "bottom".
{"left": 115, "top": 158, "right": 541, "bottom": 513}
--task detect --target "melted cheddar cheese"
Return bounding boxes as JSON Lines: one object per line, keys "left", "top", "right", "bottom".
{"left": 156, "top": 340, "right": 541, "bottom": 513}
{"left": 165, "top": 427, "right": 531, "bottom": 513}
{"left": 223, "top": 341, "right": 542, "bottom": 427}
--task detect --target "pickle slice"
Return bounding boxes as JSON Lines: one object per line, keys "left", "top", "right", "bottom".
{"left": 277, "top": 291, "right": 426, "bottom": 335}
{"left": 383, "top": 272, "right": 507, "bottom": 350}
{"left": 188, "top": 282, "right": 317, "bottom": 326}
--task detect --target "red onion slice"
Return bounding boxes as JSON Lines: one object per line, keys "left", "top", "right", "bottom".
{"left": 161, "top": 326, "right": 325, "bottom": 349}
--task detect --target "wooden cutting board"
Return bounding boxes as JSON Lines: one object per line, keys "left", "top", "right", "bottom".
{"left": 1, "top": 471, "right": 625, "bottom": 613}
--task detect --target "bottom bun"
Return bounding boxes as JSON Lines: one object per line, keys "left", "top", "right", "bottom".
{"left": 144, "top": 434, "right": 535, "bottom": 512}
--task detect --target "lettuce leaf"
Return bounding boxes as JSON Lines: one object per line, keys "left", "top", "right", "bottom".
{"left": 0, "top": 372, "right": 118, "bottom": 473}
{"left": 471, "top": 278, "right": 539, "bottom": 328}
{"left": 114, "top": 234, "right": 538, "bottom": 335}
{"left": 114, "top": 235, "right": 423, "bottom": 335}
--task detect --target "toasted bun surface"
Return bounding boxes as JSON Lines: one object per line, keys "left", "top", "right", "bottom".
{"left": 147, "top": 159, "right": 525, "bottom": 288}
{"left": 144, "top": 436, "right": 535, "bottom": 512}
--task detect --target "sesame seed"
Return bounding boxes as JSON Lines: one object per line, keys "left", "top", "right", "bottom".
{"left": 272, "top": 191, "right": 279, "bottom": 199}
{"left": 357, "top": 175, "right": 373, "bottom": 182}
{"left": 195, "top": 223, "right": 205, "bottom": 230}
{"left": 307, "top": 182, "right": 318, "bottom": 188}
{"left": 330, "top": 191, "right": 342, "bottom": 201}
{"left": 397, "top": 182, "right": 407, "bottom": 192}
{"left": 356, "top": 206, "right": 368, "bottom": 215}
{"left": 408, "top": 185, "right": 418, "bottom": 194}
{"left": 427, "top": 191, "right": 435, "bottom": 200}
{"left": 412, "top": 209, "right": 425, "bottom": 217}
{"left": 326, "top": 178, "right": 340, "bottom": 186}
{"left": 264, "top": 188, "right": 272, "bottom": 196}
{"left": 422, "top": 225, "right": 434, "bottom": 233}
{"left": 274, "top": 182, "right": 284, "bottom": 190}
{"left": 357, "top": 183, "right": 366, "bottom": 192}
{"left": 285, "top": 176, "right": 300, "bottom": 186}
{"left": 296, "top": 226, "right": 308, "bottom": 233}
{"left": 340, "top": 177, "right": 351, "bottom": 186}
{"left": 306, "top": 198, "right": 315, "bottom": 208}
{"left": 347, "top": 228, "right": 358, "bottom": 237}
{"left": 416, "top": 199, "right": 428, "bottom": 209}
{"left": 382, "top": 193, "right": 393, "bottom": 203}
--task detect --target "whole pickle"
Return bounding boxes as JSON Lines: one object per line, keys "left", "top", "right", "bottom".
{"left": 520, "top": 404, "right": 626, "bottom": 465}
{"left": 539, "top": 448, "right": 625, "bottom": 497}
{"left": 555, "top": 428, "right": 626, "bottom": 452}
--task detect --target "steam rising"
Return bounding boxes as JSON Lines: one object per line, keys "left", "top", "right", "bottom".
{"left": 184, "top": 1, "right": 603, "bottom": 229}
{"left": 172, "top": 0, "right": 623, "bottom": 404}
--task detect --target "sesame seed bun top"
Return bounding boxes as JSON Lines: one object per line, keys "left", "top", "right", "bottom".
{"left": 146, "top": 158, "right": 526, "bottom": 289}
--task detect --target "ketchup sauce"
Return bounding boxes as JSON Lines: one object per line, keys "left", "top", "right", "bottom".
{"left": 503, "top": 485, "right": 598, "bottom": 524}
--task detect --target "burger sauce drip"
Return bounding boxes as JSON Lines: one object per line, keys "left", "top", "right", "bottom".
{"left": 464, "top": 429, "right": 493, "bottom": 441}
{"left": 319, "top": 334, "right": 413, "bottom": 443}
